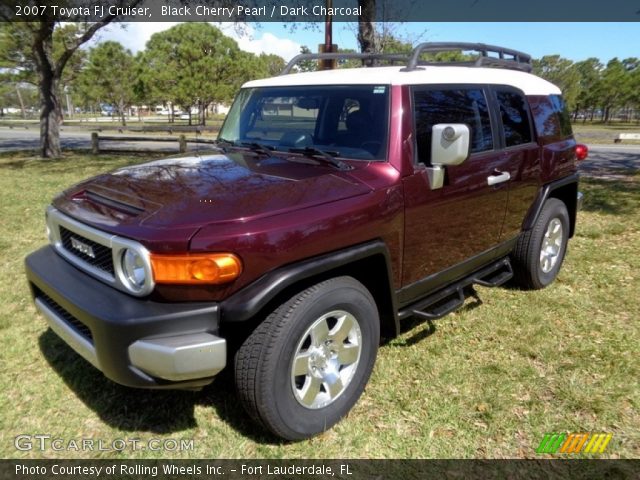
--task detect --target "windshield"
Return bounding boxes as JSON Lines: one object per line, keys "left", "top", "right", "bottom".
{"left": 218, "top": 85, "right": 390, "bottom": 160}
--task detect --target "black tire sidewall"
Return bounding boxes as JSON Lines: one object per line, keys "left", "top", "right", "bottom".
{"left": 263, "top": 279, "right": 379, "bottom": 440}
{"left": 530, "top": 199, "right": 570, "bottom": 288}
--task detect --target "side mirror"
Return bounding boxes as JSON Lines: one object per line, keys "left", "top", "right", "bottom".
{"left": 426, "top": 124, "right": 471, "bottom": 190}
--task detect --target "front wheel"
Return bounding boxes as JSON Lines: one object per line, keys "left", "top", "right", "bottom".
{"left": 511, "top": 198, "right": 570, "bottom": 289}
{"left": 234, "top": 276, "right": 379, "bottom": 440}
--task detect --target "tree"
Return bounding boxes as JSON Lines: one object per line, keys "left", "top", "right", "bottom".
{"left": 357, "top": 0, "right": 377, "bottom": 61}
{"left": 0, "top": 3, "right": 141, "bottom": 158}
{"left": 76, "top": 42, "right": 136, "bottom": 126}
{"left": 297, "top": 45, "right": 317, "bottom": 72}
{"left": 620, "top": 58, "right": 639, "bottom": 122}
{"left": 256, "top": 53, "right": 286, "bottom": 78}
{"left": 143, "top": 23, "right": 255, "bottom": 126}
{"left": 533, "top": 55, "right": 580, "bottom": 112}
{"left": 599, "top": 58, "right": 627, "bottom": 123}
{"left": 573, "top": 58, "right": 603, "bottom": 122}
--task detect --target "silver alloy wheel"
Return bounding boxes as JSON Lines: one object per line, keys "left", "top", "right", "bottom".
{"left": 540, "top": 218, "right": 563, "bottom": 273}
{"left": 291, "top": 310, "right": 362, "bottom": 410}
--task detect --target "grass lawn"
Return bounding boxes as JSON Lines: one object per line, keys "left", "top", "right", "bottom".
{"left": 0, "top": 151, "right": 638, "bottom": 459}
{"left": 573, "top": 122, "right": 640, "bottom": 145}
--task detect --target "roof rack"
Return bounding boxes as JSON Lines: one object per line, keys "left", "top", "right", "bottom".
{"left": 280, "top": 53, "right": 409, "bottom": 75}
{"left": 402, "top": 42, "right": 533, "bottom": 73}
{"left": 280, "top": 42, "right": 533, "bottom": 75}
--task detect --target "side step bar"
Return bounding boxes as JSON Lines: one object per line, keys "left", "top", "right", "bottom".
{"left": 398, "top": 258, "right": 513, "bottom": 321}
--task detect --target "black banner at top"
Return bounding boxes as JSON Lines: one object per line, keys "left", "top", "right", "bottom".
{"left": 1, "top": 0, "right": 640, "bottom": 22}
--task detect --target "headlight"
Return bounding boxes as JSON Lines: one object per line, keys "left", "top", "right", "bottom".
{"left": 121, "top": 248, "right": 146, "bottom": 290}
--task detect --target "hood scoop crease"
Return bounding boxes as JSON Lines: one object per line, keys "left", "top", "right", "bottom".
{"left": 84, "top": 190, "right": 145, "bottom": 216}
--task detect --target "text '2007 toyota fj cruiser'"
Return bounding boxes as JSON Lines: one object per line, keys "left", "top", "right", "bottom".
{"left": 26, "top": 43, "right": 588, "bottom": 440}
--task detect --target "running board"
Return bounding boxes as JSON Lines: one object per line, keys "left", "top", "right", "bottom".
{"left": 472, "top": 258, "right": 513, "bottom": 287}
{"left": 398, "top": 258, "right": 513, "bottom": 321}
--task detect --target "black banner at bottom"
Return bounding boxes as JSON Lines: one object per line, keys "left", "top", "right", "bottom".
{"left": 1, "top": 459, "right": 637, "bottom": 480}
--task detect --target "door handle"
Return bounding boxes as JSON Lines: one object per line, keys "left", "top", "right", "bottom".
{"left": 487, "top": 171, "right": 511, "bottom": 186}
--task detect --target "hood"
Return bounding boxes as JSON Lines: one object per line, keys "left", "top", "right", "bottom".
{"left": 53, "top": 150, "right": 372, "bottom": 237}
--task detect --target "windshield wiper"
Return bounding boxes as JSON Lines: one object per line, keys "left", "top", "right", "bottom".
{"left": 214, "top": 138, "right": 235, "bottom": 151}
{"left": 215, "top": 139, "right": 274, "bottom": 157}
{"left": 241, "top": 142, "right": 275, "bottom": 157}
{"left": 288, "top": 147, "right": 352, "bottom": 171}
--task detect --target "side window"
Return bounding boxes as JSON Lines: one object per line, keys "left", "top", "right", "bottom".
{"left": 413, "top": 88, "right": 493, "bottom": 164}
{"left": 550, "top": 94, "right": 573, "bottom": 137}
{"left": 529, "top": 96, "right": 562, "bottom": 140}
{"left": 495, "top": 90, "right": 532, "bottom": 147}
{"left": 529, "top": 95, "right": 573, "bottom": 143}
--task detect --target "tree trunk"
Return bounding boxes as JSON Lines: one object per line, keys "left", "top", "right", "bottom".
{"left": 357, "top": 0, "right": 377, "bottom": 65}
{"left": 33, "top": 22, "right": 62, "bottom": 158}
{"left": 16, "top": 85, "right": 26, "bottom": 119}
{"left": 119, "top": 102, "right": 126, "bottom": 126}
{"left": 39, "top": 71, "right": 62, "bottom": 157}
{"left": 201, "top": 101, "right": 208, "bottom": 126}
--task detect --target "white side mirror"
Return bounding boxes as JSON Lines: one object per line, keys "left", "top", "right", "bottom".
{"left": 426, "top": 124, "right": 471, "bottom": 190}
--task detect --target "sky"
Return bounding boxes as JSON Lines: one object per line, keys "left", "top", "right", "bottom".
{"left": 97, "top": 22, "right": 640, "bottom": 64}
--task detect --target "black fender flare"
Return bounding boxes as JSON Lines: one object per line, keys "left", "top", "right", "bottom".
{"left": 523, "top": 173, "right": 579, "bottom": 237}
{"left": 220, "top": 240, "right": 399, "bottom": 336}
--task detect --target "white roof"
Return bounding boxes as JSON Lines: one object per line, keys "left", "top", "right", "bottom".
{"left": 244, "top": 66, "right": 561, "bottom": 96}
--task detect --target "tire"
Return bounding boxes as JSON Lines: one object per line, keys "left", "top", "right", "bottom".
{"left": 511, "top": 198, "right": 570, "bottom": 290}
{"left": 234, "top": 276, "right": 380, "bottom": 440}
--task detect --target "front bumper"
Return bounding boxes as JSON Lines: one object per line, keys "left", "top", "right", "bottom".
{"left": 26, "top": 246, "right": 225, "bottom": 389}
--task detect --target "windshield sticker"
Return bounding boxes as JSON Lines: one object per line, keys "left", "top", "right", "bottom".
{"left": 373, "top": 86, "right": 386, "bottom": 94}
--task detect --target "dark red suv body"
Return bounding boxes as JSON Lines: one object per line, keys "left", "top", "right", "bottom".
{"left": 25, "top": 44, "right": 586, "bottom": 440}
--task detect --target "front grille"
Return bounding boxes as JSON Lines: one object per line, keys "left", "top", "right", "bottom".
{"left": 59, "top": 226, "right": 114, "bottom": 275}
{"left": 36, "top": 289, "right": 94, "bottom": 343}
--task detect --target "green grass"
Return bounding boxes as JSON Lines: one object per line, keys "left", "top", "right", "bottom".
{"left": 0, "top": 151, "right": 638, "bottom": 459}
{"left": 572, "top": 122, "right": 640, "bottom": 145}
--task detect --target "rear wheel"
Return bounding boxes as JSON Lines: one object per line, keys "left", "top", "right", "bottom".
{"left": 512, "top": 198, "right": 570, "bottom": 289}
{"left": 234, "top": 276, "right": 379, "bottom": 440}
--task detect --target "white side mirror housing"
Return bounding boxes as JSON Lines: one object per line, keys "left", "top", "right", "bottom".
{"left": 426, "top": 124, "right": 471, "bottom": 190}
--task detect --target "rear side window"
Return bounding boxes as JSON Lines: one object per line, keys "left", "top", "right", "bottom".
{"left": 495, "top": 90, "right": 532, "bottom": 147}
{"left": 550, "top": 95, "right": 573, "bottom": 137}
{"left": 529, "top": 94, "right": 573, "bottom": 142}
{"left": 413, "top": 88, "right": 493, "bottom": 164}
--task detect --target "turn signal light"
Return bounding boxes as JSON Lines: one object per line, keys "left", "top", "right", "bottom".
{"left": 150, "top": 253, "right": 242, "bottom": 284}
{"left": 575, "top": 144, "right": 589, "bottom": 161}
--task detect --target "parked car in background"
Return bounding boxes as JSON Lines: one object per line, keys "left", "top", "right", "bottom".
{"left": 100, "top": 105, "right": 114, "bottom": 116}
{"left": 180, "top": 109, "right": 199, "bottom": 120}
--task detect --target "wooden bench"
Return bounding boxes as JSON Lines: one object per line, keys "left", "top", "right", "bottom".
{"left": 614, "top": 133, "right": 640, "bottom": 143}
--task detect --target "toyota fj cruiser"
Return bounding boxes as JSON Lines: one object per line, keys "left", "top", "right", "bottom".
{"left": 25, "top": 43, "right": 588, "bottom": 440}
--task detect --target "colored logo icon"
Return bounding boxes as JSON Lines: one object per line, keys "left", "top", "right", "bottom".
{"left": 536, "top": 433, "right": 613, "bottom": 454}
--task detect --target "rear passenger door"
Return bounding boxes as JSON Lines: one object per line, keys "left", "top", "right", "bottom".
{"left": 490, "top": 87, "right": 540, "bottom": 241}
{"left": 402, "top": 85, "right": 512, "bottom": 290}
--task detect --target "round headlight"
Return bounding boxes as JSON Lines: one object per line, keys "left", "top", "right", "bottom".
{"left": 122, "top": 248, "right": 146, "bottom": 289}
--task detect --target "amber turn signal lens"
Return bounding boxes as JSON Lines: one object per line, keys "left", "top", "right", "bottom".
{"left": 150, "top": 253, "right": 242, "bottom": 284}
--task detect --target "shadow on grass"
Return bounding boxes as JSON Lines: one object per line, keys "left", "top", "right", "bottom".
{"left": 392, "top": 286, "right": 486, "bottom": 347}
{"left": 0, "top": 151, "right": 158, "bottom": 172}
{"left": 38, "top": 329, "right": 282, "bottom": 444}
{"left": 578, "top": 151, "right": 640, "bottom": 181}
{"left": 580, "top": 176, "right": 640, "bottom": 216}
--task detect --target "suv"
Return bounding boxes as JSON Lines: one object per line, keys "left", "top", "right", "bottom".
{"left": 25, "top": 43, "right": 587, "bottom": 440}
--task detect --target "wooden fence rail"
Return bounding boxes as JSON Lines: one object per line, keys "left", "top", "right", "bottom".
{"left": 91, "top": 132, "right": 218, "bottom": 154}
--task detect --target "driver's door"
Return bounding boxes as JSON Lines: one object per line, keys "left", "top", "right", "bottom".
{"left": 400, "top": 86, "right": 510, "bottom": 301}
